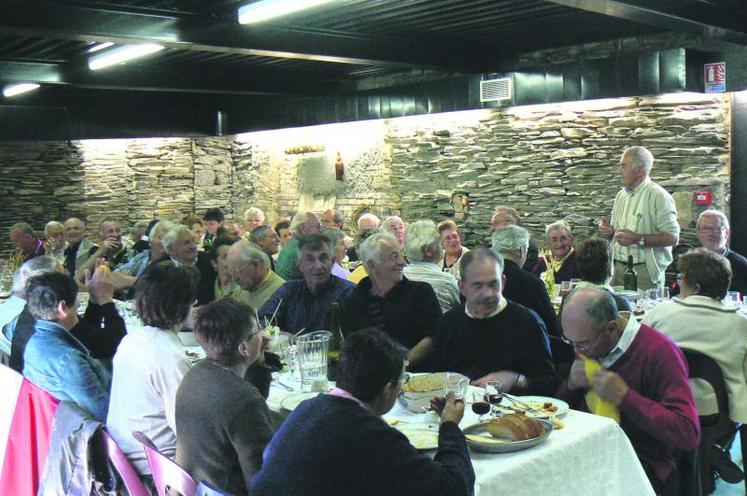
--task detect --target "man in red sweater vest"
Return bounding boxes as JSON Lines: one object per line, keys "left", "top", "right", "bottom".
{"left": 558, "top": 287, "right": 700, "bottom": 495}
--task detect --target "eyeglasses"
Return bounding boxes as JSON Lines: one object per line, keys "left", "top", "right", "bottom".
{"left": 561, "top": 321, "right": 609, "bottom": 352}
{"left": 229, "top": 261, "right": 254, "bottom": 279}
{"left": 697, "top": 227, "right": 726, "bottom": 234}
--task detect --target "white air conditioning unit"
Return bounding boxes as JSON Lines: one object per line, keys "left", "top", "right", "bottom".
{"left": 480, "top": 77, "right": 512, "bottom": 102}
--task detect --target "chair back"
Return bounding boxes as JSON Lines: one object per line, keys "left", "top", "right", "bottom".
{"left": 681, "top": 348, "right": 738, "bottom": 495}
{"left": 681, "top": 348, "right": 731, "bottom": 427}
{"left": 99, "top": 429, "right": 149, "bottom": 496}
{"left": 196, "top": 480, "right": 234, "bottom": 496}
{"left": 132, "top": 430, "right": 196, "bottom": 496}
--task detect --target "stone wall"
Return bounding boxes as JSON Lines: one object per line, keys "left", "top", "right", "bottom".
{"left": 387, "top": 93, "right": 730, "bottom": 250}
{"left": 0, "top": 137, "right": 235, "bottom": 255}
{"left": 0, "top": 92, "right": 732, "bottom": 256}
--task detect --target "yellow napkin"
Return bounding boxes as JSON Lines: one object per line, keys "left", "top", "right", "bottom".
{"left": 582, "top": 355, "right": 620, "bottom": 424}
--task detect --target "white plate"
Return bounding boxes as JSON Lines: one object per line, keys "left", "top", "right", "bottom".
{"left": 280, "top": 392, "right": 319, "bottom": 412}
{"left": 395, "top": 425, "right": 439, "bottom": 450}
{"left": 498, "top": 396, "right": 569, "bottom": 418}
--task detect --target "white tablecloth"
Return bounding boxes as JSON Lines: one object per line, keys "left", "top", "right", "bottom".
{"left": 268, "top": 375, "right": 654, "bottom": 496}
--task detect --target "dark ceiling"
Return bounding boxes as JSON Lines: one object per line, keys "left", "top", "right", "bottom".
{"left": 0, "top": 0, "right": 745, "bottom": 138}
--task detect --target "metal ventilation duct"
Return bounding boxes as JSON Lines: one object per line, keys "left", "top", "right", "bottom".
{"left": 505, "top": 48, "right": 717, "bottom": 107}
{"left": 480, "top": 78, "right": 512, "bottom": 102}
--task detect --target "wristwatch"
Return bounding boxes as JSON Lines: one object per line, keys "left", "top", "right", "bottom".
{"left": 516, "top": 373, "right": 528, "bottom": 391}
{"left": 638, "top": 235, "right": 645, "bottom": 247}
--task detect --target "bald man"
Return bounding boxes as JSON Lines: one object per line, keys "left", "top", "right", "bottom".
{"left": 557, "top": 287, "right": 699, "bottom": 493}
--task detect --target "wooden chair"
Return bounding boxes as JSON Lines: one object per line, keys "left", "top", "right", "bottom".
{"left": 132, "top": 430, "right": 196, "bottom": 496}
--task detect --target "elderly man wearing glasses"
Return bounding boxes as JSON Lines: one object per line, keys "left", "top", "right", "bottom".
{"left": 557, "top": 287, "right": 699, "bottom": 495}
{"left": 225, "top": 240, "right": 285, "bottom": 312}
{"left": 696, "top": 209, "right": 747, "bottom": 296}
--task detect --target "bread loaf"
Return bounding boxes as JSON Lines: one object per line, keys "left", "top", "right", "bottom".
{"left": 484, "top": 413, "right": 544, "bottom": 441}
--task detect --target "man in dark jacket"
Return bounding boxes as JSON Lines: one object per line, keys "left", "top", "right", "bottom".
{"left": 341, "top": 231, "right": 441, "bottom": 350}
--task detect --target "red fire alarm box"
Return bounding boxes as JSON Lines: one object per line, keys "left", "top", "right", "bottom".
{"left": 694, "top": 191, "right": 712, "bottom": 206}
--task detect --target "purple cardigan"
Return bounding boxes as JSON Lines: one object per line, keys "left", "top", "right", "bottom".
{"left": 557, "top": 324, "right": 700, "bottom": 484}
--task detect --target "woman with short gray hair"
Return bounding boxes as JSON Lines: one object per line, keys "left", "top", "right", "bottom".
{"left": 403, "top": 220, "right": 460, "bottom": 313}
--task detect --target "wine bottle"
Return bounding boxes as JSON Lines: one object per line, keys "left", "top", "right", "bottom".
{"left": 327, "top": 302, "right": 343, "bottom": 381}
{"left": 624, "top": 255, "right": 637, "bottom": 291}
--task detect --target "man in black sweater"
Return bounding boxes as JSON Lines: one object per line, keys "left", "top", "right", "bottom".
{"left": 413, "top": 248, "right": 556, "bottom": 395}
{"left": 341, "top": 231, "right": 441, "bottom": 350}
{"left": 252, "top": 329, "right": 475, "bottom": 496}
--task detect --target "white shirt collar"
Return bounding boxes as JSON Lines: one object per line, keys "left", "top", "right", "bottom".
{"left": 599, "top": 311, "right": 640, "bottom": 368}
{"left": 465, "top": 297, "right": 507, "bottom": 320}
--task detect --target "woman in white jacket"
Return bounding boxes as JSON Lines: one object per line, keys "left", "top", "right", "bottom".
{"left": 107, "top": 261, "right": 199, "bottom": 477}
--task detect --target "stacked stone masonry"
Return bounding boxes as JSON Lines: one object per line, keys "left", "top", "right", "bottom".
{"left": 0, "top": 93, "right": 731, "bottom": 256}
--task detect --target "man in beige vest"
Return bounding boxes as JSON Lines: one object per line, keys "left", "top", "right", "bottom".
{"left": 599, "top": 146, "right": 679, "bottom": 290}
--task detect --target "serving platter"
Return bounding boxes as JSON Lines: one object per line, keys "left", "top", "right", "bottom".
{"left": 463, "top": 419, "right": 553, "bottom": 453}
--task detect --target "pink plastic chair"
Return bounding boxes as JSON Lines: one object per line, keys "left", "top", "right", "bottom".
{"left": 132, "top": 430, "right": 196, "bottom": 496}
{"left": 100, "top": 429, "right": 150, "bottom": 496}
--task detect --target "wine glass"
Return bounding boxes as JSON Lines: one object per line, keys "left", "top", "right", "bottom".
{"left": 484, "top": 381, "right": 504, "bottom": 415}
{"left": 470, "top": 391, "right": 491, "bottom": 422}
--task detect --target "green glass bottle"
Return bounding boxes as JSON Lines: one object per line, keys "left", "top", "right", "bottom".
{"left": 327, "top": 302, "right": 343, "bottom": 381}
{"left": 624, "top": 255, "right": 637, "bottom": 291}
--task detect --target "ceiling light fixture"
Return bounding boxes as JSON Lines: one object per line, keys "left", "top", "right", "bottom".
{"left": 87, "top": 41, "right": 114, "bottom": 53}
{"left": 3, "top": 83, "right": 40, "bottom": 97}
{"left": 238, "top": 0, "right": 336, "bottom": 24}
{"left": 88, "top": 43, "right": 164, "bottom": 71}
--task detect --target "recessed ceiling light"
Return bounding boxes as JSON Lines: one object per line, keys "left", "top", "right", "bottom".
{"left": 87, "top": 42, "right": 115, "bottom": 53}
{"left": 238, "top": 0, "right": 336, "bottom": 24}
{"left": 88, "top": 44, "right": 165, "bottom": 71}
{"left": 3, "top": 83, "right": 40, "bottom": 97}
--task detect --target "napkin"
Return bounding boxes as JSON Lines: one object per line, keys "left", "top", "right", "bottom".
{"left": 582, "top": 355, "right": 620, "bottom": 424}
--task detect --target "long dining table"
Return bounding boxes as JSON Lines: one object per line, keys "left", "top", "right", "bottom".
{"left": 267, "top": 373, "right": 655, "bottom": 496}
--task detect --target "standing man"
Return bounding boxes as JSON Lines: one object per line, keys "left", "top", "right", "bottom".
{"left": 599, "top": 146, "right": 679, "bottom": 290}
{"left": 276, "top": 211, "right": 322, "bottom": 280}
{"left": 696, "top": 209, "right": 747, "bottom": 295}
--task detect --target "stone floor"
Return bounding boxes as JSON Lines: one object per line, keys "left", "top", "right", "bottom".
{"left": 713, "top": 434, "right": 744, "bottom": 495}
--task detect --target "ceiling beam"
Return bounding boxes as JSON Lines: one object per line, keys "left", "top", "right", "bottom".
{"left": 0, "top": 1, "right": 489, "bottom": 72}
{"left": 545, "top": 0, "right": 747, "bottom": 45}
{"left": 0, "top": 59, "right": 345, "bottom": 96}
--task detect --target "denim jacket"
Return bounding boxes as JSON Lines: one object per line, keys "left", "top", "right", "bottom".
{"left": 23, "top": 319, "right": 112, "bottom": 422}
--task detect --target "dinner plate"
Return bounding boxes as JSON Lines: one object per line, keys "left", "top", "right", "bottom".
{"left": 498, "top": 396, "right": 569, "bottom": 418}
{"left": 463, "top": 419, "right": 553, "bottom": 453}
{"left": 280, "top": 392, "right": 319, "bottom": 412}
{"left": 395, "top": 425, "right": 439, "bottom": 450}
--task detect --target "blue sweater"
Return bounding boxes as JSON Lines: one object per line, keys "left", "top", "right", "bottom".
{"left": 252, "top": 394, "right": 474, "bottom": 496}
